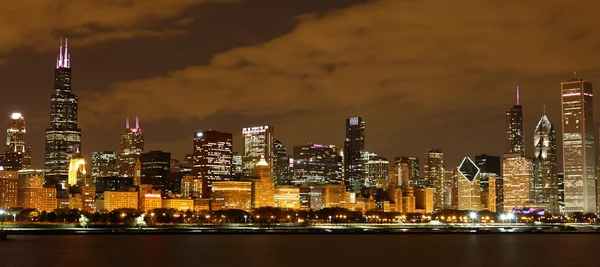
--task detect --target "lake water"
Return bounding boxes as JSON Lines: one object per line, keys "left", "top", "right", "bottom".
{"left": 1, "top": 234, "right": 598, "bottom": 267}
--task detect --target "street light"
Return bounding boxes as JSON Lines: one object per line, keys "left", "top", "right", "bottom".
{"left": 470, "top": 212, "right": 477, "bottom": 225}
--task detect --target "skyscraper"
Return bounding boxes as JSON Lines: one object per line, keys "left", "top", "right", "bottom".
{"left": 140, "top": 151, "right": 171, "bottom": 191}
{"left": 91, "top": 151, "right": 118, "bottom": 182}
{"left": 561, "top": 78, "right": 596, "bottom": 213}
{"left": 533, "top": 114, "right": 558, "bottom": 214}
{"left": 457, "top": 157, "right": 482, "bottom": 211}
{"left": 364, "top": 155, "right": 389, "bottom": 189}
{"left": 344, "top": 116, "right": 365, "bottom": 192}
{"left": 242, "top": 126, "right": 274, "bottom": 177}
{"left": 192, "top": 130, "right": 233, "bottom": 197}
{"left": 44, "top": 39, "right": 82, "bottom": 185}
{"left": 506, "top": 87, "right": 524, "bottom": 155}
{"left": 272, "top": 139, "right": 292, "bottom": 185}
{"left": 251, "top": 157, "right": 275, "bottom": 208}
{"left": 502, "top": 153, "right": 534, "bottom": 211}
{"left": 475, "top": 154, "right": 502, "bottom": 211}
{"left": 396, "top": 157, "right": 421, "bottom": 187}
{"left": 424, "top": 149, "right": 443, "bottom": 210}
{"left": 118, "top": 117, "right": 144, "bottom": 177}
{"left": 4, "top": 113, "right": 31, "bottom": 169}
{"left": 293, "top": 144, "right": 341, "bottom": 184}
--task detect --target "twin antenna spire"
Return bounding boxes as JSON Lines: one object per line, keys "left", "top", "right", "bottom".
{"left": 126, "top": 116, "right": 140, "bottom": 129}
{"left": 56, "top": 38, "right": 70, "bottom": 69}
{"left": 516, "top": 86, "right": 520, "bottom": 106}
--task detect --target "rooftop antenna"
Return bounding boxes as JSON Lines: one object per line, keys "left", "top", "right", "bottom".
{"left": 135, "top": 116, "right": 140, "bottom": 129}
{"left": 516, "top": 86, "right": 520, "bottom": 105}
{"left": 126, "top": 117, "right": 130, "bottom": 129}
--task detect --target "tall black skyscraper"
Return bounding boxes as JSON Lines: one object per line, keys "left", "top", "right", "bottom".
{"left": 44, "top": 38, "right": 82, "bottom": 186}
{"left": 344, "top": 116, "right": 365, "bottom": 192}
{"left": 506, "top": 87, "right": 524, "bottom": 155}
{"left": 533, "top": 114, "right": 558, "bottom": 214}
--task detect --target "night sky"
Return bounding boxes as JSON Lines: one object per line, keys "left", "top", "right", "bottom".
{"left": 1, "top": 0, "right": 600, "bottom": 169}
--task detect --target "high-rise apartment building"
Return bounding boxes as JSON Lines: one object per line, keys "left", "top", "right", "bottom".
{"left": 242, "top": 126, "right": 274, "bottom": 177}
{"left": 118, "top": 117, "right": 144, "bottom": 177}
{"left": 344, "top": 117, "right": 365, "bottom": 192}
{"left": 192, "top": 130, "right": 233, "bottom": 197}
{"left": 561, "top": 78, "right": 596, "bottom": 213}
{"left": 4, "top": 113, "right": 31, "bottom": 169}
{"left": 533, "top": 114, "right": 559, "bottom": 214}
{"left": 506, "top": 87, "right": 524, "bottom": 155}
{"left": 396, "top": 157, "right": 421, "bottom": 187}
{"left": 91, "top": 151, "right": 118, "bottom": 183}
{"left": 502, "top": 153, "right": 534, "bottom": 211}
{"left": 424, "top": 149, "right": 443, "bottom": 210}
{"left": 45, "top": 39, "right": 82, "bottom": 186}
{"left": 293, "top": 144, "right": 341, "bottom": 184}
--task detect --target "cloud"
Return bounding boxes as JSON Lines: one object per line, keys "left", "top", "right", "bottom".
{"left": 0, "top": 0, "right": 235, "bottom": 54}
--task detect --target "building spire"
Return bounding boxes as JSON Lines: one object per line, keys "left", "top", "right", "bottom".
{"left": 516, "top": 86, "right": 520, "bottom": 105}
{"left": 135, "top": 116, "right": 140, "bottom": 129}
{"left": 64, "top": 38, "right": 70, "bottom": 68}
{"left": 126, "top": 117, "right": 130, "bottom": 129}
{"left": 57, "top": 38, "right": 63, "bottom": 68}
{"left": 56, "top": 38, "right": 70, "bottom": 68}
{"left": 543, "top": 105, "right": 546, "bottom": 115}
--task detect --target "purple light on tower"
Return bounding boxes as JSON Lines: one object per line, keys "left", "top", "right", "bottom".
{"left": 516, "top": 86, "right": 520, "bottom": 105}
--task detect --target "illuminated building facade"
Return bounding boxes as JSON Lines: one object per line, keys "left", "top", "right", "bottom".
{"left": 82, "top": 186, "right": 96, "bottom": 213}
{"left": 192, "top": 130, "right": 233, "bottom": 197}
{"left": 395, "top": 157, "right": 421, "bottom": 188}
{"left": 140, "top": 193, "right": 162, "bottom": 212}
{"left": 252, "top": 157, "right": 275, "bottom": 208}
{"left": 293, "top": 144, "right": 341, "bottom": 184}
{"left": 181, "top": 175, "right": 202, "bottom": 198}
{"left": 557, "top": 172, "right": 565, "bottom": 213}
{"left": 140, "top": 151, "right": 171, "bottom": 190}
{"left": 506, "top": 87, "right": 524, "bottom": 155}
{"left": 95, "top": 177, "right": 134, "bottom": 193}
{"left": 67, "top": 156, "right": 86, "bottom": 186}
{"left": 415, "top": 187, "right": 434, "bottom": 213}
{"left": 274, "top": 187, "right": 300, "bottom": 209}
{"left": 44, "top": 39, "right": 82, "bottom": 185}
{"left": 273, "top": 139, "right": 292, "bottom": 185}
{"left": 502, "top": 153, "right": 534, "bottom": 211}
{"left": 344, "top": 117, "right": 366, "bottom": 192}
{"left": 323, "top": 184, "right": 346, "bottom": 208}
{"left": 561, "top": 78, "right": 596, "bottom": 213}
{"left": 442, "top": 167, "right": 457, "bottom": 209}
{"left": 424, "top": 149, "right": 443, "bottom": 210}
{"left": 42, "top": 186, "right": 57, "bottom": 212}
{"left": 96, "top": 191, "right": 138, "bottom": 212}
{"left": 457, "top": 157, "right": 482, "bottom": 211}
{"left": 4, "top": 113, "right": 32, "bottom": 169}
{"left": 0, "top": 170, "right": 19, "bottom": 208}
{"left": 232, "top": 153, "right": 243, "bottom": 177}
{"left": 91, "top": 151, "right": 118, "bottom": 184}
{"left": 402, "top": 187, "right": 416, "bottom": 213}
{"left": 364, "top": 155, "right": 389, "bottom": 189}
{"left": 211, "top": 181, "right": 252, "bottom": 211}
{"left": 242, "top": 126, "right": 274, "bottom": 177}
{"left": 18, "top": 170, "right": 44, "bottom": 209}
{"left": 162, "top": 198, "right": 194, "bottom": 211}
{"left": 299, "top": 185, "right": 324, "bottom": 210}
{"left": 118, "top": 117, "right": 144, "bottom": 177}
{"left": 533, "top": 115, "right": 559, "bottom": 214}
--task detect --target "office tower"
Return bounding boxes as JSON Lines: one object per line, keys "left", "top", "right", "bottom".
{"left": 251, "top": 157, "right": 275, "bottom": 208}
{"left": 273, "top": 139, "right": 292, "bottom": 185}
{"left": 242, "top": 126, "right": 274, "bottom": 177}
{"left": 322, "top": 184, "right": 346, "bottom": 208}
{"left": 0, "top": 170, "right": 18, "bottom": 208}
{"left": 18, "top": 170, "right": 44, "bottom": 209}
{"left": 474, "top": 154, "right": 503, "bottom": 212}
{"left": 42, "top": 186, "right": 57, "bottom": 212}
{"left": 533, "top": 114, "right": 559, "bottom": 214}
{"left": 502, "top": 153, "right": 534, "bottom": 211}
{"left": 415, "top": 188, "right": 434, "bottom": 213}
{"left": 424, "top": 149, "right": 443, "bottom": 210}
{"left": 4, "top": 113, "right": 31, "bottom": 169}
{"left": 118, "top": 117, "right": 144, "bottom": 177}
{"left": 91, "top": 151, "right": 118, "bottom": 182}
{"left": 365, "top": 156, "right": 389, "bottom": 189}
{"left": 293, "top": 144, "right": 341, "bottom": 184}
{"left": 232, "top": 153, "right": 243, "bottom": 177}
{"left": 45, "top": 39, "right": 82, "bottom": 185}
{"left": 170, "top": 158, "right": 181, "bottom": 173}
{"left": 344, "top": 117, "right": 365, "bottom": 192}
{"left": 299, "top": 185, "right": 324, "bottom": 210}
{"left": 506, "top": 87, "right": 524, "bottom": 155}
{"left": 140, "top": 151, "right": 171, "bottom": 191}
{"left": 81, "top": 185, "right": 96, "bottom": 213}
{"left": 181, "top": 175, "right": 202, "bottom": 198}
{"left": 67, "top": 156, "right": 86, "bottom": 186}
{"left": 396, "top": 157, "right": 421, "bottom": 187}
{"left": 274, "top": 187, "right": 301, "bottom": 209}
{"left": 192, "top": 130, "right": 233, "bottom": 197}
{"left": 402, "top": 187, "right": 416, "bottom": 213}
{"left": 557, "top": 172, "right": 565, "bottom": 214}
{"left": 561, "top": 78, "right": 596, "bottom": 213}
{"left": 211, "top": 181, "right": 252, "bottom": 211}
{"left": 457, "top": 157, "right": 482, "bottom": 211}
{"left": 442, "top": 166, "right": 457, "bottom": 209}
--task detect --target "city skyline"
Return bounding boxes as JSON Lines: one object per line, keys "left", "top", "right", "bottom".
{"left": 0, "top": 1, "right": 600, "bottom": 172}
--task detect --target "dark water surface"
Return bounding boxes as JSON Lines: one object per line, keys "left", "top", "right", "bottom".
{"left": 1, "top": 234, "right": 598, "bottom": 267}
